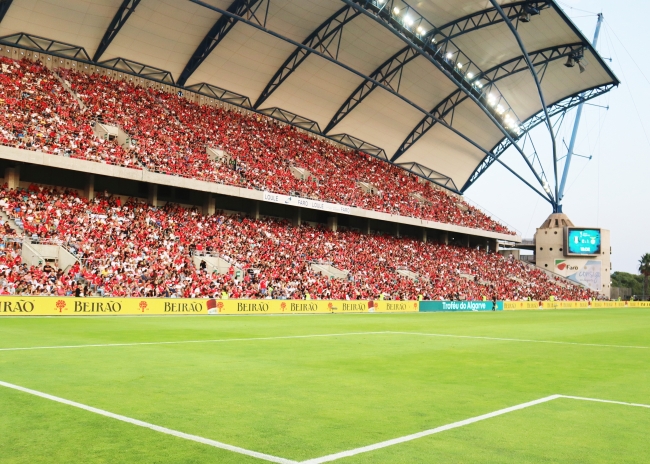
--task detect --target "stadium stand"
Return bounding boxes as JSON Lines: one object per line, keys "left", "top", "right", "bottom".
{"left": 0, "top": 55, "right": 512, "bottom": 234}
{"left": 0, "top": 183, "right": 597, "bottom": 300}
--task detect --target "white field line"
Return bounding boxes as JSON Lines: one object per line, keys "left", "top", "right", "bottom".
{"left": 2, "top": 379, "right": 649, "bottom": 464}
{"left": 559, "top": 395, "right": 650, "bottom": 409}
{"left": 0, "top": 380, "right": 296, "bottom": 464}
{"left": 300, "top": 395, "right": 562, "bottom": 464}
{"left": 389, "top": 331, "right": 650, "bottom": 349}
{"left": 302, "top": 395, "right": 650, "bottom": 463}
{"left": 0, "top": 332, "right": 390, "bottom": 352}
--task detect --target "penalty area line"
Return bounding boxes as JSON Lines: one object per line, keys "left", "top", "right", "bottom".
{"left": 0, "top": 380, "right": 297, "bottom": 464}
{"left": 0, "top": 331, "right": 391, "bottom": 352}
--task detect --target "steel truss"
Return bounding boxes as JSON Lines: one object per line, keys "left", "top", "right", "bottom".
{"left": 92, "top": 0, "right": 141, "bottom": 62}
{"left": 394, "top": 162, "right": 459, "bottom": 191}
{"left": 0, "top": 33, "right": 91, "bottom": 60}
{"left": 178, "top": 0, "right": 267, "bottom": 86}
{"left": 325, "top": 0, "right": 551, "bottom": 134}
{"left": 391, "top": 43, "right": 584, "bottom": 162}
{"left": 254, "top": 5, "right": 361, "bottom": 109}
{"left": 342, "top": 0, "right": 552, "bottom": 202}
{"left": 185, "top": 82, "right": 252, "bottom": 108}
{"left": 98, "top": 57, "right": 175, "bottom": 84}
{"left": 259, "top": 108, "right": 321, "bottom": 133}
{"left": 461, "top": 84, "right": 615, "bottom": 192}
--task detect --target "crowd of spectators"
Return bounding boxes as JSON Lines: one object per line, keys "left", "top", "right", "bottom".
{"left": 0, "top": 57, "right": 141, "bottom": 169}
{"left": 0, "top": 184, "right": 597, "bottom": 301}
{"left": 0, "top": 55, "right": 513, "bottom": 234}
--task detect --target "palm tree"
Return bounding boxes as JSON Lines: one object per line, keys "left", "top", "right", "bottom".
{"left": 639, "top": 253, "right": 650, "bottom": 300}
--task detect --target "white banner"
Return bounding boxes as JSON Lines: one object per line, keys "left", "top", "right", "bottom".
{"left": 262, "top": 191, "right": 351, "bottom": 215}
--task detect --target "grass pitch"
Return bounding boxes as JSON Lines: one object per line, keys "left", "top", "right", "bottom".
{"left": 1, "top": 309, "right": 649, "bottom": 463}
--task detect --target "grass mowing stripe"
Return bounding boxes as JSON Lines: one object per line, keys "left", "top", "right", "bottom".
{"left": 0, "top": 331, "right": 390, "bottom": 352}
{"left": 301, "top": 395, "right": 562, "bottom": 463}
{"left": 0, "top": 380, "right": 296, "bottom": 464}
{"left": 390, "top": 331, "right": 650, "bottom": 349}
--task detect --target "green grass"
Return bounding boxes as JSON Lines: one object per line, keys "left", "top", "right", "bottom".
{"left": 0, "top": 309, "right": 649, "bottom": 463}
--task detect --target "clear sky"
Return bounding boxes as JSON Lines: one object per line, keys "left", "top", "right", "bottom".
{"left": 465, "top": 0, "right": 650, "bottom": 276}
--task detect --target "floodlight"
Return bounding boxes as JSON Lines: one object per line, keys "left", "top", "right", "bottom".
{"left": 467, "top": 72, "right": 474, "bottom": 79}
{"left": 393, "top": 6, "right": 400, "bottom": 14}
{"left": 446, "top": 52, "right": 453, "bottom": 59}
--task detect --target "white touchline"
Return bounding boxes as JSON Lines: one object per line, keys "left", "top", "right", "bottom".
{"left": 0, "top": 331, "right": 391, "bottom": 352}
{"left": 0, "top": 380, "right": 297, "bottom": 464}
{"left": 389, "top": 331, "right": 650, "bottom": 349}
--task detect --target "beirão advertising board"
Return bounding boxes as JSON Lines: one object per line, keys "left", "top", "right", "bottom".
{"left": 262, "top": 191, "right": 351, "bottom": 215}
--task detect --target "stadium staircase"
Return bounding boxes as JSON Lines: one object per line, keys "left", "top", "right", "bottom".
{"left": 396, "top": 268, "right": 422, "bottom": 281}
{"left": 0, "top": 210, "right": 24, "bottom": 236}
{"left": 206, "top": 146, "right": 228, "bottom": 162}
{"left": 52, "top": 70, "right": 88, "bottom": 112}
{"left": 92, "top": 122, "right": 136, "bottom": 151}
{"left": 310, "top": 263, "right": 349, "bottom": 280}
{"left": 290, "top": 166, "right": 311, "bottom": 180}
{"left": 192, "top": 254, "right": 243, "bottom": 277}
{"left": 357, "top": 181, "right": 378, "bottom": 195}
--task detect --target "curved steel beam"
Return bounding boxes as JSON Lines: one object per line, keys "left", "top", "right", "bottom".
{"left": 189, "top": 0, "right": 552, "bottom": 200}
{"left": 254, "top": 5, "right": 361, "bottom": 109}
{"left": 391, "top": 42, "right": 584, "bottom": 162}
{"left": 461, "top": 83, "right": 616, "bottom": 193}
{"left": 92, "top": 0, "right": 141, "bottom": 62}
{"left": 341, "top": 0, "right": 550, "bottom": 200}
{"left": 325, "top": 0, "right": 551, "bottom": 134}
{"left": 489, "top": 0, "right": 558, "bottom": 208}
{"left": 324, "top": 44, "right": 419, "bottom": 134}
{"left": 177, "top": 0, "right": 265, "bottom": 86}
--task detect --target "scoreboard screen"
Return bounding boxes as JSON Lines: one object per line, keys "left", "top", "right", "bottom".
{"left": 565, "top": 228, "right": 601, "bottom": 256}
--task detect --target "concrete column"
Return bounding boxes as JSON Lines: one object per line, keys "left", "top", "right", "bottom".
{"left": 441, "top": 231, "right": 449, "bottom": 245}
{"left": 395, "top": 223, "right": 400, "bottom": 238}
{"left": 466, "top": 235, "right": 471, "bottom": 247}
{"left": 327, "top": 215, "right": 338, "bottom": 232}
{"left": 292, "top": 208, "right": 302, "bottom": 227}
{"left": 422, "top": 228, "right": 427, "bottom": 243}
{"left": 148, "top": 184, "right": 158, "bottom": 207}
{"left": 364, "top": 218, "right": 371, "bottom": 235}
{"left": 203, "top": 193, "right": 215, "bottom": 216}
{"left": 250, "top": 200, "right": 260, "bottom": 220}
{"left": 84, "top": 174, "right": 95, "bottom": 200}
{"left": 4, "top": 167, "right": 19, "bottom": 189}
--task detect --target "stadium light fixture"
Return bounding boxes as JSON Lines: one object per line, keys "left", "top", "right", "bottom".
{"left": 417, "top": 26, "right": 426, "bottom": 34}
{"left": 457, "top": 62, "right": 463, "bottom": 69}
{"left": 404, "top": 16, "right": 414, "bottom": 26}
{"left": 467, "top": 72, "right": 474, "bottom": 79}
{"left": 496, "top": 104, "right": 505, "bottom": 114}
{"left": 564, "top": 56, "right": 576, "bottom": 68}
{"left": 393, "top": 6, "right": 400, "bottom": 14}
{"left": 446, "top": 52, "right": 453, "bottom": 59}
{"left": 487, "top": 93, "right": 498, "bottom": 106}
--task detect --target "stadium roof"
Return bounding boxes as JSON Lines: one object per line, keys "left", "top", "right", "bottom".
{"left": 0, "top": 0, "right": 618, "bottom": 198}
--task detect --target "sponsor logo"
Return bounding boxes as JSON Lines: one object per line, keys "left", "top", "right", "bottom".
{"left": 0, "top": 299, "right": 35, "bottom": 313}
{"left": 289, "top": 302, "right": 319, "bottom": 312}
{"left": 236, "top": 302, "right": 269, "bottom": 312}
{"left": 164, "top": 302, "right": 204, "bottom": 313}
{"left": 74, "top": 301, "right": 122, "bottom": 313}
{"left": 139, "top": 301, "right": 148, "bottom": 313}
{"left": 555, "top": 260, "right": 578, "bottom": 271}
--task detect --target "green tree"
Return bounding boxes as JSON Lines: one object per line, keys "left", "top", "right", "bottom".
{"left": 611, "top": 271, "right": 644, "bottom": 295}
{"left": 639, "top": 253, "right": 650, "bottom": 299}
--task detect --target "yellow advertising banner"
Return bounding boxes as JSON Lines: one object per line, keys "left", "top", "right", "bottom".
{"left": 209, "top": 299, "right": 332, "bottom": 315}
{"left": 504, "top": 301, "right": 540, "bottom": 310}
{"left": 373, "top": 301, "right": 419, "bottom": 313}
{"left": 0, "top": 296, "right": 208, "bottom": 316}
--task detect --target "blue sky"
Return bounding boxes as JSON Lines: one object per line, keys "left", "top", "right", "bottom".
{"left": 465, "top": 0, "right": 650, "bottom": 275}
